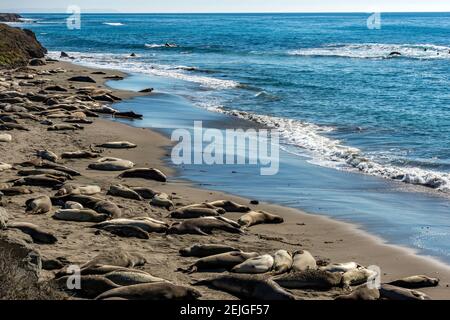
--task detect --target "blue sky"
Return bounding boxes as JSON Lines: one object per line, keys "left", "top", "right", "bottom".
{"left": 2, "top": 0, "right": 450, "bottom": 13}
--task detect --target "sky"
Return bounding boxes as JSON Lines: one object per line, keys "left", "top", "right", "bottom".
{"left": 1, "top": 0, "right": 450, "bottom": 13}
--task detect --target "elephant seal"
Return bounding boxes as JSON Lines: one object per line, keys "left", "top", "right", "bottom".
{"left": 0, "top": 133, "right": 12, "bottom": 142}
{"left": 238, "top": 210, "right": 283, "bottom": 227}
{"left": 273, "top": 269, "right": 342, "bottom": 290}
{"left": 0, "top": 186, "right": 32, "bottom": 196}
{"left": 321, "top": 262, "right": 359, "bottom": 273}
{"left": 53, "top": 209, "right": 109, "bottom": 222}
{"left": 25, "top": 195, "right": 52, "bottom": 214}
{"left": 7, "top": 222, "right": 57, "bottom": 244}
{"left": 53, "top": 194, "right": 122, "bottom": 218}
{"left": 97, "top": 141, "right": 137, "bottom": 149}
{"left": 335, "top": 285, "right": 380, "bottom": 301}
{"left": 119, "top": 168, "right": 167, "bottom": 182}
{"left": 0, "top": 162, "right": 12, "bottom": 171}
{"left": 129, "top": 187, "right": 157, "bottom": 199}
{"left": 89, "top": 157, "right": 134, "bottom": 171}
{"left": 35, "top": 161, "right": 81, "bottom": 176}
{"left": 342, "top": 267, "right": 379, "bottom": 288}
{"left": 208, "top": 216, "right": 242, "bottom": 229}
{"left": 272, "top": 250, "right": 293, "bottom": 275}
{"left": 150, "top": 193, "right": 173, "bottom": 209}
{"left": 170, "top": 206, "right": 223, "bottom": 219}
{"left": 0, "top": 207, "right": 8, "bottom": 229}
{"left": 55, "top": 275, "right": 119, "bottom": 299}
{"left": 102, "top": 225, "right": 149, "bottom": 239}
{"left": 291, "top": 250, "right": 317, "bottom": 272}
{"left": 208, "top": 200, "right": 250, "bottom": 213}
{"left": 96, "top": 282, "right": 201, "bottom": 300}
{"left": 232, "top": 254, "right": 274, "bottom": 274}
{"left": 168, "top": 217, "right": 243, "bottom": 236}
{"left": 63, "top": 201, "right": 83, "bottom": 209}
{"left": 104, "top": 270, "right": 166, "bottom": 286}
{"left": 36, "top": 149, "right": 58, "bottom": 162}
{"left": 380, "top": 284, "right": 431, "bottom": 300}
{"left": 193, "top": 274, "right": 295, "bottom": 300}
{"left": 107, "top": 184, "right": 143, "bottom": 201}
{"left": 81, "top": 251, "right": 146, "bottom": 270}
{"left": 48, "top": 124, "right": 83, "bottom": 131}
{"left": 93, "top": 218, "right": 168, "bottom": 233}
{"left": 387, "top": 275, "right": 439, "bottom": 289}
{"left": 61, "top": 151, "right": 99, "bottom": 159}
{"left": 179, "top": 244, "right": 240, "bottom": 257}
{"left": 13, "top": 175, "right": 65, "bottom": 188}
{"left": 178, "top": 251, "right": 259, "bottom": 273}
{"left": 56, "top": 184, "right": 101, "bottom": 196}
{"left": 18, "top": 169, "right": 73, "bottom": 180}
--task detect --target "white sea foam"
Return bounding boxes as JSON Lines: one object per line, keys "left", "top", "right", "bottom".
{"left": 200, "top": 103, "right": 450, "bottom": 192}
{"left": 289, "top": 43, "right": 450, "bottom": 60}
{"left": 103, "top": 22, "right": 125, "bottom": 26}
{"left": 144, "top": 43, "right": 166, "bottom": 48}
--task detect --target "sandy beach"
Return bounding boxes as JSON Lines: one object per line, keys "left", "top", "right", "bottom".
{"left": 1, "top": 59, "right": 449, "bottom": 300}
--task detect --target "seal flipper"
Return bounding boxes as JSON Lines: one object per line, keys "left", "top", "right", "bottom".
{"left": 177, "top": 265, "right": 198, "bottom": 274}
{"left": 193, "top": 227, "right": 209, "bottom": 236}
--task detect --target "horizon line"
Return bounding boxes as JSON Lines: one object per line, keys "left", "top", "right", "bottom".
{"left": 8, "top": 10, "right": 450, "bottom": 14}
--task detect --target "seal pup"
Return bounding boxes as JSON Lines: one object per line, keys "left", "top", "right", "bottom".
{"left": 89, "top": 157, "right": 134, "bottom": 171}
{"left": 321, "top": 262, "right": 359, "bottom": 273}
{"left": 93, "top": 218, "right": 168, "bottom": 233}
{"left": 97, "top": 141, "right": 137, "bottom": 149}
{"left": 63, "top": 201, "right": 83, "bottom": 209}
{"left": 170, "top": 206, "right": 224, "bottom": 219}
{"left": 0, "top": 133, "right": 12, "bottom": 142}
{"left": 168, "top": 217, "right": 243, "bottom": 236}
{"left": 36, "top": 149, "right": 58, "bottom": 162}
{"left": 335, "top": 285, "right": 380, "bottom": 301}
{"left": 104, "top": 270, "right": 167, "bottom": 286}
{"left": 107, "top": 184, "right": 143, "bottom": 201}
{"left": 0, "top": 162, "right": 12, "bottom": 171}
{"left": 150, "top": 193, "right": 173, "bottom": 209}
{"left": 129, "top": 187, "right": 157, "bottom": 199}
{"left": 341, "top": 267, "right": 379, "bottom": 288}
{"left": 96, "top": 282, "right": 201, "bottom": 300}
{"left": 272, "top": 250, "right": 293, "bottom": 275}
{"left": 178, "top": 251, "right": 259, "bottom": 273}
{"left": 193, "top": 274, "right": 295, "bottom": 300}
{"left": 291, "top": 250, "right": 317, "bottom": 272}
{"left": 53, "top": 209, "right": 109, "bottom": 222}
{"left": 7, "top": 222, "right": 57, "bottom": 244}
{"left": 380, "top": 284, "right": 431, "bottom": 300}
{"left": 25, "top": 195, "right": 52, "bottom": 214}
{"left": 208, "top": 200, "right": 250, "bottom": 213}
{"left": 55, "top": 275, "right": 119, "bottom": 299}
{"left": 119, "top": 168, "right": 167, "bottom": 182}
{"left": 387, "top": 275, "right": 439, "bottom": 289}
{"left": 231, "top": 254, "right": 274, "bottom": 274}
{"left": 179, "top": 244, "right": 240, "bottom": 258}
{"left": 273, "top": 269, "right": 342, "bottom": 290}
{"left": 238, "top": 210, "right": 283, "bottom": 227}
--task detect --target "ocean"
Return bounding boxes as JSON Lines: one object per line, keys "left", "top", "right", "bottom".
{"left": 14, "top": 13, "right": 450, "bottom": 263}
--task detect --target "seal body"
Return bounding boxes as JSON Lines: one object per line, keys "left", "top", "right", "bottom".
{"left": 7, "top": 222, "right": 57, "bottom": 244}
{"left": 168, "top": 218, "right": 243, "bottom": 236}
{"left": 180, "top": 251, "right": 259, "bottom": 273}
{"left": 238, "top": 210, "right": 283, "bottom": 227}
{"left": 231, "top": 254, "right": 274, "bottom": 274}
{"left": 273, "top": 270, "right": 342, "bottom": 290}
{"left": 335, "top": 285, "right": 380, "bottom": 300}
{"left": 387, "top": 275, "right": 439, "bottom": 289}
{"left": 53, "top": 209, "right": 108, "bottom": 222}
{"left": 272, "top": 250, "right": 293, "bottom": 275}
{"left": 380, "top": 284, "right": 431, "bottom": 300}
{"left": 291, "top": 250, "right": 317, "bottom": 272}
{"left": 208, "top": 200, "right": 250, "bottom": 213}
{"left": 25, "top": 195, "right": 52, "bottom": 214}
{"left": 119, "top": 168, "right": 167, "bottom": 182}
{"left": 179, "top": 244, "right": 240, "bottom": 257}
{"left": 93, "top": 218, "right": 168, "bottom": 233}
{"left": 107, "top": 184, "right": 143, "bottom": 201}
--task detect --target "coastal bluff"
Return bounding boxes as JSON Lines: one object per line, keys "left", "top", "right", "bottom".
{"left": 0, "top": 22, "right": 47, "bottom": 68}
{"left": 0, "top": 13, "right": 22, "bottom": 22}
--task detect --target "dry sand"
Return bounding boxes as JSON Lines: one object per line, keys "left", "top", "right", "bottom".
{"left": 1, "top": 60, "right": 450, "bottom": 299}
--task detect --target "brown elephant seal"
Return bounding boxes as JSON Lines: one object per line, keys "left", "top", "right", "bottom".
{"left": 25, "top": 195, "right": 52, "bottom": 214}
{"left": 335, "top": 285, "right": 380, "bottom": 300}
{"left": 18, "top": 169, "right": 72, "bottom": 180}
{"left": 55, "top": 275, "right": 119, "bottom": 299}
{"left": 168, "top": 217, "right": 243, "bottom": 236}
{"left": 0, "top": 186, "right": 32, "bottom": 196}
{"left": 35, "top": 161, "right": 81, "bottom": 176}
{"left": 178, "top": 251, "right": 259, "bottom": 273}
{"left": 53, "top": 209, "right": 109, "bottom": 222}
{"left": 150, "top": 193, "right": 173, "bottom": 209}
{"left": 104, "top": 270, "right": 166, "bottom": 286}
{"left": 291, "top": 250, "right": 317, "bottom": 272}
{"left": 193, "top": 274, "right": 295, "bottom": 300}
{"left": 102, "top": 225, "right": 149, "bottom": 239}
{"left": 13, "top": 175, "right": 65, "bottom": 188}
{"left": 63, "top": 201, "right": 83, "bottom": 209}
{"left": 89, "top": 157, "right": 134, "bottom": 171}
{"left": 170, "top": 206, "right": 224, "bottom": 219}
{"left": 93, "top": 218, "right": 168, "bottom": 233}
{"left": 97, "top": 141, "right": 137, "bottom": 149}
{"left": 342, "top": 267, "right": 379, "bottom": 288}
{"left": 61, "top": 150, "right": 99, "bottom": 159}
{"left": 119, "top": 168, "right": 167, "bottom": 182}
{"left": 387, "top": 275, "right": 439, "bottom": 289}
{"left": 53, "top": 194, "right": 122, "bottom": 218}
{"left": 81, "top": 251, "right": 146, "bottom": 270}
{"left": 36, "top": 149, "right": 58, "bottom": 162}
{"left": 232, "top": 254, "right": 274, "bottom": 274}
{"left": 273, "top": 269, "right": 342, "bottom": 290}
{"left": 238, "top": 210, "right": 283, "bottom": 227}
{"left": 272, "top": 250, "right": 293, "bottom": 275}
{"left": 56, "top": 184, "right": 101, "bottom": 196}
{"left": 48, "top": 124, "right": 83, "bottom": 131}
{"left": 207, "top": 216, "right": 241, "bottom": 229}
{"left": 129, "top": 187, "right": 158, "bottom": 199}
{"left": 96, "top": 282, "right": 201, "bottom": 300}
{"left": 107, "top": 184, "right": 143, "bottom": 201}
{"left": 0, "top": 207, "right": 8, "bottom": 229}
{"left": 179, "top": 244, "right": 240, "bottom": 257}
{"left": 208, "top": 200, "right": 250, "bottom": 212}
{"left": 7, "top": 222, "right": 57, "bottom": 244}
{"left": 380, "top": 284, "right": 431, "bottom": 300}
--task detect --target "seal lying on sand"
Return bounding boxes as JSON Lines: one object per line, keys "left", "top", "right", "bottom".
{"left": 81, "top": 251, "right": 147, "bottom": 270}
{"left": 179, "top": 244, "right": 240, "bottom": 257}
{"left": 36, "top": 149, "right": 58, "bottom": 162}
{"left": 13, "top": 175, "right": 65, "bottom": 188}
{"left": 208, "top": 200, "right": 250, "bottom": 213}
{"left": 232, "top": 254, "right": 274, "bottom": 274}
{"left": 168, "top": 217, "right": 243, "bottom": 236}
{"left": 52, "top": 194, "right": 122, "bottom": 218}
{"left": 380, "top": 284, "right": 431, "bottom": 300}
{"left": 178, "top": 251, "right": 259, "bottom": 273}
{"left": 291, "top": 250, "right": 317, "bottom": 272}
{"left": 30, "top": 160, "right": 81, "bottom": 176}
{"left": 93, "top": 218, "right": 168, "bottom": 233}
{"left": 272, "top": 250, "right": 293, "bottom": 275}
{"left": 101, "top": 225, "right": 150, "bottom": 239}
{"left": 130, "top": 187, "right": 157, "bottom": 199}
{"left": 7, "top": 222, "right": 57, "bottom": 244}
{"left": 107, "top": 184, "right": 143, "bottom": 201}
{"left": 96, "top": 282, "right": 201, "bottom": 300}
{"left": 0, "top": 162, "right": 12, "bottom": 171}
{"left": 18, "top": 168, "right": 72, "bottom": 180}
{"left": 48, "top": 124, "right": 83, "bottom": 131}
{"left": 0, "top": 133, "right": 12, "bottom": 142}
{"left": 25, "top": 195, "right": 52, "bottom": 214}
{"left": 55, "top": 275, "right": 119, "bottom": 299}
{"left": 170, "top": 206, "right": 224, "bottom": 219}
{"left": 89, "top": 157, "right": 134, "bottom": 171}
{"left": 53, "top": 209, "right": 109, "bottom": 222}
{"left": 56, "top": 184, "right": 101, "bottom": 196}
{"left": 63, "top": 201, "right": 83, "bottom": 209}
{"left": 341, "top": 267, "right": 379, "bottom": 288}
{"left": 273, "top": 269, "right": 342, "bottom": 290}
{"left": 238, "top": 210, "right": 283, "bottom": 227}
{"left": 61, "top": 150, "right": 99, "bottom": 159}
{"left": 193, "top": 274, "right": 295, "bottom": 300}
{"left": 150, "top": 193, "right": 173, "bottom": 209}
{"left": 335, "top": 285, "right": 380, "bottom": 301}
{"left": 96, "top": 141, "right": 137, "bottom": 149}
{"left": 104, "top": 270, "right": 166, "bottom": 286}
{"left": 119, "top": 168, "right": 167, "bottom": 182}
{"left": 0, "top": 186, "right": 32, "bottom": 196}
{"left": 387, "top": 275, "right": 439, "bottom": 289}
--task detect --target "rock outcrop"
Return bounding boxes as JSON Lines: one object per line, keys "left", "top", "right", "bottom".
{"left": 0, "top": 13, "right": 22, "bottom": 22}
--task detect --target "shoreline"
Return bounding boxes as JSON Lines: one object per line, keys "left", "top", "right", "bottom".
{"left": 1, "top": 59, "right": 450, "bottom": 299}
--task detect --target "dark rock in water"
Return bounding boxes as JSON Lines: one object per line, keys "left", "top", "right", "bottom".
{"left": 250, "top": 200, "right": 259, "bottom": 205}
{"left": 130, "top": 53, "right": 136, "bottom": 57}
{"left": 389, "top": 51, "right": 402, "bottom": 56}
{"left": 113, "top": 111, "right": 143, "bottom": 119}
{"left": 139, "top": 88, "right": 154, "bottom": 93}
{"left": 60, "top": 51, "right": 70, "bottom": 58}
{"left": 104, "top": 75, "right": 124, "bottom": 80}
{"left": 68, "top": 76, "right": 96, "bottom": 83}
{"left": 29, "top": 58, "right": 45, "bottom": 66}
{"left": 0, "top": 13, "right": 22, "bottom": 22}
{"left": 0, "top": 24, "right": 47, "bottom": 68}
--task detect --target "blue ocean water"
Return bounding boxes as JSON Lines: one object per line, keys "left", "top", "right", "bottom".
{"left": 12, "top": 13, "right": 450, "bottom": 263}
